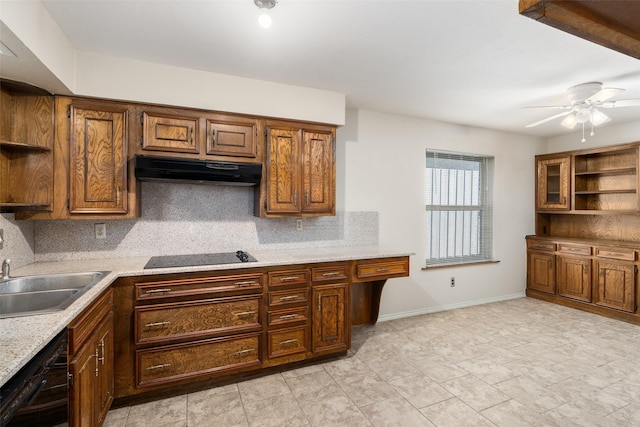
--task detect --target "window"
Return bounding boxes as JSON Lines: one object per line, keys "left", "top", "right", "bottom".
{"left": 425, "top": 150, "right": 494, "bottom": 267}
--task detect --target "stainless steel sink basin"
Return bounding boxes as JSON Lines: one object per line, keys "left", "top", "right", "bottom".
{"left": 0, "top": 271, "right": 110, "bottom": 318}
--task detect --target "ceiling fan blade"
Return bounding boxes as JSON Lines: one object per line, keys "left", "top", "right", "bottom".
{"left": 525, "top": 110, "right": 573, "bottom": 128}
{"left": 523, "top": 105, "right": 573, "bottom": 110}
{"left": 586, "top": 88, "right": 625, "bottom": 104}
{"left": 601, "top": 99, "right": 640, "bottom": 108}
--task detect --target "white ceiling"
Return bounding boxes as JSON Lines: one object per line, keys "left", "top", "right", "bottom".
{"left": 10, "top": 0, "right": 640, "bottom": 137}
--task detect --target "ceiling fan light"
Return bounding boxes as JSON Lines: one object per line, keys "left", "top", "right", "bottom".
{"left": 258, "top": 12, "right": 272, "bottom": 28}
{"left": 591, "top": 109, "right": 610, "bottom": 126}
{"left": 561, "top": 112, "right": 577, "bottom": 129}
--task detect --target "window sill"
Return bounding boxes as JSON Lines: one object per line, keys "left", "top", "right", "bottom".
{"left": 422, "top": 260, "right": 500, "bottom": 270}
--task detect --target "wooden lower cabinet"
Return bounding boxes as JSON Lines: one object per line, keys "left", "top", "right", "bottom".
{"left": 526, "top": 236, "right": 639, "bottom": 324}
{"left": 312, "top": 283, "right": 348, "bottom": 355}
{"left": 527, "top": 251, "right": 556, "bottom": 295}
{"left": 68, "top": 289, "right": 114, "bottom": 427}
{"left": 557, "top": 255, "right": 591, "bottom": 302}
{"left": 594, "top": 260, "right": 636, "bottom": 312}
{"left": 112, "top": 257, "right": 408, "bottom": 401}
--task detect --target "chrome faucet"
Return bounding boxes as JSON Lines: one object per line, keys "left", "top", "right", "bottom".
{"left": 1, "top": 259, "right": 11, "bottom": 280}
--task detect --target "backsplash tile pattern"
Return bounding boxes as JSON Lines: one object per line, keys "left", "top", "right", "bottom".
{"left": 33, "top": 183, "right": 378, "bottom": 262}
{"left": 0, "top": 213, "right": 35, "bottom": 269}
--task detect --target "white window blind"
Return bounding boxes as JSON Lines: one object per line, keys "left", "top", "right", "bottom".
{"left": 425, "top": 150, "right": 494, "bottom": 267}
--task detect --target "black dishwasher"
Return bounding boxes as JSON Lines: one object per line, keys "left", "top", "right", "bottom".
{"left": 0, "top": 330, "right": 69, "bottom": 426}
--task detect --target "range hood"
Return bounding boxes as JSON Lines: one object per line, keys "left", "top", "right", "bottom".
{"left": 135, "top": 155, "right": 262, "bottom": 186}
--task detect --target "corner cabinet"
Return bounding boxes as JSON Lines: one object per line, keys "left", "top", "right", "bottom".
{"left": 0, "top": 84, "right": 54, "bottom": 212}
{"left": 255, "top": 121, "right": 336, "bottom": 217}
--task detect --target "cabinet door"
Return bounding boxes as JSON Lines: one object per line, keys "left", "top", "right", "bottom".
{"left": 97, "top": 314, "right": 114, "bottom": 426}
{"left": 266, "top": 127, "right": 300, "bottom": 213}
{"left": 557, "top": 256, "right": 591, "bottom": 302}
{"left": 301, "top": 130, "right": 334, "bottom": 214}
{"left": 142, "top": 112, "right": 199, "bottom": 154}
{"left": 595, "top": 260, "right": 636, "bottom": 312}
{"left": 69, "top": 337, "right": 98, "bottom": 427}
{"left": 537, "top": 156, "right": 570, "bottom": 210}
{"left": 527, "top": 251, "right": 555, "bottom": 294}
{"left": 312, "top": 283, "right": 348, "bottom": 354}
{"left": 206, "top": 118, "right": 257, "bottom": 158}
{"left": 69, "top": 106, "right": 128, "bottom": 214}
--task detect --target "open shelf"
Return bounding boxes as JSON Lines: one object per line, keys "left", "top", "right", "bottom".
{"left": 0, "top": 140, "right": 51, "bottom": 151}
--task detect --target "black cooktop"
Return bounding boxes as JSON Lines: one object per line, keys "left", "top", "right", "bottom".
{"left": 144, "top": 251, "right": 257, "bottom": 269}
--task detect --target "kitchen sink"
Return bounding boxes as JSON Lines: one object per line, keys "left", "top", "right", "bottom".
{"left": 0, "top": 271, "right": 110, "bottom": 318}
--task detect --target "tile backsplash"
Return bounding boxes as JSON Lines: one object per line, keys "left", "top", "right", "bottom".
{"left": 0, "top": 213, "right": 35, "bottom": 269}
{"left": 21, "top": 182, "right": 378, "bottom": 263}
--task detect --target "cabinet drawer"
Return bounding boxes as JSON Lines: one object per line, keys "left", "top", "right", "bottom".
{"left": 526, "top": 240, "right": 556, "bottom": 252}
{"left": 558, "top": 244, "right": 591, "bottom": 256}
{"left": 311, "top": 265, "right": 348, "bottom": 283}
{"left": 355, "top": 259, "right": 409, "bottom": 281}
{"left": 267, "top": 306, "right": 308, "bottom": 328}
{"left": 142, "top": 112, "right": 199, "bottom": 153}
{"left": 268, "top": 270, "right": 309, "bottom": 288}
{"left": 135, "top": 273, "right": 263, "bottom": 302}
{"left": 595, "top": 247, "right": 636, "bottom": 261}
{"left": 268, "top": 288, "right": 309, "bottom": 307}
{"left": 68, "top": 289, "right": 113, "bottom": 355}
{"left": 136, "top": 334, "right": 261, "bottom": 387}
{"left": 135, "top": 296, "right": 261, "bottom": 345}
{"left": 267, "top": 327, "right": 308, "bottom": 359}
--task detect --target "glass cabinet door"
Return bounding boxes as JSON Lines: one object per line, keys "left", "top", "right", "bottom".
{"left": 537, "top": 156, "right": 570, "bottom": 210}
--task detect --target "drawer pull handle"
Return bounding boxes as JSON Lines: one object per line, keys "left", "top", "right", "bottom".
{"left": 145, "top": 321, "right": 171, "bottom": 328}
{"left": 234, "top": 280, "right": 257, "bottom": 286}
{"left": 279, "top": 276, "right": 299, "bottom": 282}
{"left": 279, "top": 339, "right": 298, "bottom": 345}
{"left": 234, "top": 311, "right": 256, "bottom": 317}
{"left": 279, "top": 295, "right": 298, "bottom": 301}
{"left": 234, "top": 349, "right": 255, "bottom": 356}
{"left": 532, "top": 245, "right": 551, "bottom": 250}
{"left": 322, "top": 272, "right": 341, "bottom": 277}
{"left": 146, "top": 363, "right": 171, "bottom": 371}
{"left": 145, "top": 288, "right": 172, "bottom": 295}
{"left": 279, "top": 314, "right": 298, "bottom": 320}
{"left": 376, "top": 268, "right": 390, "bottom": 273}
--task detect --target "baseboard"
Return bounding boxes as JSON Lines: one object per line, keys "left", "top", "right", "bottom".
{"left": 377, "top": 292, "right": 526, "bottom": 322}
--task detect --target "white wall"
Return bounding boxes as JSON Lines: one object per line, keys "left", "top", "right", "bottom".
{"left": 546, "top": 120, "right": 640, "bottom": 153}
{"left": 340, "top": 109, "right": 547, "bottom": 318}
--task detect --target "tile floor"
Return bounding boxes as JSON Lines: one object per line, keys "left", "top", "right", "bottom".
{"left": 103, "top": 297, "right": 640, "bottom": 426}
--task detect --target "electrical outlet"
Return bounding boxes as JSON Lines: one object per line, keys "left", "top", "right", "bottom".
{"left": 296, "top": 218, "right": 303, "bottom": 231}
{"left": 450, "top": 277, "right": 455, "bottom": 287}
{"left": 95, "top": 223, "right": 106, "bottom": 239}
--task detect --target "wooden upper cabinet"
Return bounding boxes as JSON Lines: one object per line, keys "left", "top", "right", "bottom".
{"left": 0, "top": 85, "right": 54, "bottom": 212}
{"left": 302, "top": 130, "right": 335, "bottom": 214}
{"left": 206, "top": 117, "right": 258, "bottom": 158}
{"left": 142, "top": 112, "right": 199, "bottom": 154}
{"left": 69, "top": 105, "right": 128, "bottom": 214}
{"left": 257, "top": 123, "right": 336, "bottom": 217}
{"left": 139, "top": 107, "right": 261, "bottom": 162}
{"left": 536, "top": 155, "right": 570, "bottom": 211}
{"left": 266, "top": 127, "right": 301, "bottom": 214}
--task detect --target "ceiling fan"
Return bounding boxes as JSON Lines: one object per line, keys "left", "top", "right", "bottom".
{"left": 525, "top": 82, "right": 640, "bottom": 142}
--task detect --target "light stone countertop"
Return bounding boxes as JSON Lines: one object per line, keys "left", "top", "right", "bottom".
{"left": 0, "top": 246, "right": 412, "bottom": 386}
